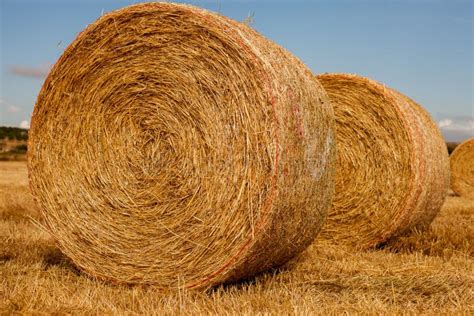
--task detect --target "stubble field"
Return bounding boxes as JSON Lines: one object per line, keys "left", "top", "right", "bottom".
{"left": 1, "top": 161, "right": 473, "bottom": 314}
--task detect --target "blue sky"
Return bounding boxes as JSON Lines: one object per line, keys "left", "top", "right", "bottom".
{"left": 0, "top": 0, "right": 472, "bottom": 141}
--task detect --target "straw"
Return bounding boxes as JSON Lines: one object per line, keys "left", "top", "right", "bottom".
{"left": 28, "top": 3, "right": 336, "bottom": 289}
{"left": 450, "top": 138, "right": 474, "bottom": 198}
{"left": 316, "top": 73, "right": 449, "bottom": 248}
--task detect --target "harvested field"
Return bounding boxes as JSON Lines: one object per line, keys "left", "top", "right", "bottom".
{"left": 1, "top": 161, "right": 473, "bottom": 314}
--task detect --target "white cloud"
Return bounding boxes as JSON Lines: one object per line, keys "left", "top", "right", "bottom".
{"left": 438, "top": 117, "right": 474, "bottom": 132}
{"left": 438, "top": 117, "right": 474, "bottom": 142}
{"left": 19, "top": 120, "right": 30, "bottom": 129}
{"left": 438, "top": 119, "right": 453, "bottom": 128}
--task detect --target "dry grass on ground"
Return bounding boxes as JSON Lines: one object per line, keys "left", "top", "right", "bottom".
{"left": 1, "top": 161, "right": 473, "bottom": 314}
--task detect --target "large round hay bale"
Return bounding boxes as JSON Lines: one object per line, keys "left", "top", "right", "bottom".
{"left": 450, "top": 138, "right": 474, "bottom": 198}
{"left": 28, "top": 3, "right": 335, "bottom": 289}
{"left": 315, "top": 73, "right": 449, "bottom": 248}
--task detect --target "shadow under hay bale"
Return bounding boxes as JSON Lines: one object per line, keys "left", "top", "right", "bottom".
{"left": 316, "top": 73, "right": 450, "bottom": 249}
{"left": 28, "top": 3, "right": 335, "bottom": 290}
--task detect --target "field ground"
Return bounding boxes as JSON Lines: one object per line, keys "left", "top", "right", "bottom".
{"left": 1, "top": 161, "right": 473, "bottom": 314}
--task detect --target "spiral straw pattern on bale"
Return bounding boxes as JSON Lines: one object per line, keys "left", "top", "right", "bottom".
{"left": 450, "top": 138, "right": 474, "bottom": 198}
{"left": 27, "top": 3, "right": 336, "bottom": 289}
{"left": 316, "top": 73, "right": 449, "bottom": 249}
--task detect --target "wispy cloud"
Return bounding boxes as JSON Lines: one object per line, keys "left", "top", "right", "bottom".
{"left": 438, "top": 117, "right": 474, "bottom": 132}
{"left": 1, "top": 98, "right": 21, "bottom": 113}
{"left": 438, "top": 116, "right": 474, "bottom": 142}
{"left": 9, "top": 64, "right": 51, "bottom": 79}
{"left": 7, "top": 105, "right": 20, "bottom": 113}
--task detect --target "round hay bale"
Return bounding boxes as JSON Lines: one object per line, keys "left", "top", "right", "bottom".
{"left": 315, "top": 73, "right": 450, "bottom": 248}
{"left": 28, "top": 3, "right": 336, "bottom": 289}
{"left": 450, "top": 138, "right": 474, "bottom": 198}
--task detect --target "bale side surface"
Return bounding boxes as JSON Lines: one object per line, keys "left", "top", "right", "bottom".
{"left": 450, "top": 138, "right": 474, "bottom": 198}
{"left": 316, "top": 73, "right": 449, "bottom": 248}
{"left": 391, "top": 92, "right": 450, "bottom": 230}
{"left": 27, "top": 2, "right": 335, "bottom": 289}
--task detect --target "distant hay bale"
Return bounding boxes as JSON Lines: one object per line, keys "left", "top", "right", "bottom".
{"left": 450, "top": 138, "right": 474, "bottom": 198}
{"left": 316, "top": 73, "right": 450, "bottom": 249}
{"left": 28, "top": 3, "right": 336, "bottom": 289}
